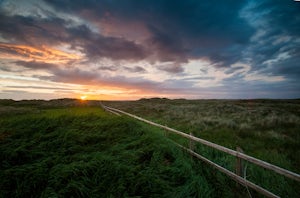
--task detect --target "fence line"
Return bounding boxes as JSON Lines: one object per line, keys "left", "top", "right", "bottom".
{"left": 174, "top": 142, "right": 279, "bottom": 198}
{"left": 101, "top": 106, "right": 282, "bottom": 197}
{"left": 100, "top": 103, "right": 121, "bottom": 116}
{"left": 103, "top": 105, "right": 300, "bottom": 182}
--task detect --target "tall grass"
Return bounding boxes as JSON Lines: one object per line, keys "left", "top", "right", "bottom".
{"left": 105, "top": 98, "right": 300, "bottom": 197}
{"left": 0, "top": 104, "right": 238, "bottom": 197}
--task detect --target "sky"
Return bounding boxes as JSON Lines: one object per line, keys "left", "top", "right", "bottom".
{"left": 0, "top": 0, "right": 300, "bottom": 100}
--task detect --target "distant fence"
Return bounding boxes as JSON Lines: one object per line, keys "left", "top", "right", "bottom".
{"left": 102, "top": 104, "right": 300, "bottom": 198}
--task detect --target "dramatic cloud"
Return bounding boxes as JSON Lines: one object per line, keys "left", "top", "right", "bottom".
{"left": 0, "top": 43, "right": 81, "bottom": 66}
{"left": 0, "top": 0, "right": 299, "bottom": 100}
{"left": 44, "top": 0, "right": 254, "bottom": 65}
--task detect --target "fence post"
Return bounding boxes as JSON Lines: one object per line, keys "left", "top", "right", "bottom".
{"left": 164, "top": 125, "right": 168, "bottom": 137}
{"left": 189, "top": 132, "right": 195, "bottom": 151}
{"left": 104, "top": 105, "right": 300, "bottom": 182}
{"left": 236, "top": 147, "right": 244, "bottom": 189}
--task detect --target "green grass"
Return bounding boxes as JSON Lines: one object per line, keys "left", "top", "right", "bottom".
{"left": 104, "top": 98, "right": 300, "bottom": 197}
{"left": 0, "top": 103, "right": 239, "bottom": 198}
{"left": 1, "top": 99, "right": 299, "bottom": 197}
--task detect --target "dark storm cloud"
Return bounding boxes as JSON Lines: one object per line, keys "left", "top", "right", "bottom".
{"left": 98, "top": 66, "right": 118, "bottom": 72}
{"left": 14, "top": 59, "right": 154, "bottom": 90}
{"left": 242, "top": 0, "right": 300, "bottom": 80}
{"left": 157, "top": 63, "right": 184, "bottom": 74}
{"left": 0, "top": 12, "right": 67, "bottom": 46}
{"left": 252, "top": 0, "right": 300, "bottom": 37}
{"left": 15, "top": 60, "right": 57, "bottom": 70}
{"left": 145, "top": 25, "right": 189, "bottom": 63}
{"left": 0, "top": 12, "right": 147, "bottom": 61}
{"left": 98, "top": 65, "right": 146, "bottom": 73}
{"left": 45, "top": 0, "right": 255, "bottom": 67}
{"left": 1, "top": 0, "right": 300, "bottom": 99}
{"left": 66, "top": 25, "right": 147, "bottom": 61}
{"left": 1, "top": 0, "right": 299, "bottom": 71}
{"left": 123, "top": 66, "right": 146, "bottom": 73}
{"left": 271, "top": 56, "right": 300, "bottom": 79}
{"left": 45, "top": 68, "right": 99, "bottom": 84}
{"left": 41, "top": 68, "right": 160, "bottom": 91}
{"left": 14, "top": 60, "right": 99, "bottom": 84}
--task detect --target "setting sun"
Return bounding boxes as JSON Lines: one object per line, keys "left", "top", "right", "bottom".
{"left": 80, "top": 95, "right": 87, "bottom": 100}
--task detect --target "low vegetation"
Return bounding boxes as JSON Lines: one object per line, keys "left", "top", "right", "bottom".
{"left": 104, "top": 98, "right": 300, "bottom": 197}
{"left": 1, "top": 99, "right": 299, "bottom": 197}
{"left": 0, "top": 100, "right": 237, "bottom": 197}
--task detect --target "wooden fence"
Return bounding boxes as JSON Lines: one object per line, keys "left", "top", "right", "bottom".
{"left": 102, "top": 104, "right": 300, "bottom": 198}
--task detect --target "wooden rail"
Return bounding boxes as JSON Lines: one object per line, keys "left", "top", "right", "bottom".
{"left": 100, "top": 103, "right": 120, "bottom": 116}
{"left": 174, "top": 142, "right": 279, "bottom": 198}
{"left": 102, "top": 104, "right": 300, "bottom": 197}
{"left": 103, "top": 105, "right": 300, "bottom": 182}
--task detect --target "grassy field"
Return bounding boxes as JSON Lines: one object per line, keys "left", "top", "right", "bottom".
{"left": 0, "top": 99, "right": 240, "bottom": 198}
{"left": 1, "top": 99, "right": 299, "bottom": 197}
{"left": 104, "top": 98, "right": 300, "bottom": 197}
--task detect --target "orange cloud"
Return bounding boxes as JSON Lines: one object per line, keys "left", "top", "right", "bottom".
{"left": 0, "top": 43, "right": 81, "bottom": 63}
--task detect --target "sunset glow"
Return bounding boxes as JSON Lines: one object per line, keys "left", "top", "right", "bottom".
{"left": 0, "top": 43, "right": 81, "bottom": 63}
{"left": 0, "top": 0, "right": 299, "bottom": 100}
{"left": 80, "top": 96, "right": 87, "bottom": 100}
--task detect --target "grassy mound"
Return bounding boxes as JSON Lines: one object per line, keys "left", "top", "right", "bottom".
{"left": 0, "top": 106, "right": 229, "bottom": 197}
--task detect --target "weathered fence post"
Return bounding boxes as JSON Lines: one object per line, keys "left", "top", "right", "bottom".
{"left": 164, "top": 125, "right": 168, "bottom": 137}
{"left": 236, "top": 147, "right": 244, "bottom": 189}
{"left": 189, "top": 132, "right": 195, "bottom": 151}
{"left": 103, "top": 106, "right": 300, "bottom": 197}
{"left": 236, "top": 147, "right": 244, "bottom": 176}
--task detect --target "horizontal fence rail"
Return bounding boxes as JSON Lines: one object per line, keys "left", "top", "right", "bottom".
{"left": 103, "top": 105, "right": 300, "bottom": 183}
{"left": 100, "top": 103, "right": 121, "bottom": 116}
{"left": 174, "top": 142, "right": 280, "bottom": 198}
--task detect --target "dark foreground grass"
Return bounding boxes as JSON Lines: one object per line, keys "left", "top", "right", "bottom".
{"left": 0, "top": 105, "right": 238, "bottom": 198}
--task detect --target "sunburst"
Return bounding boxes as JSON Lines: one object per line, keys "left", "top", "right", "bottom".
{"left": 80, "top": 95, "right": 87, "bottom": 100}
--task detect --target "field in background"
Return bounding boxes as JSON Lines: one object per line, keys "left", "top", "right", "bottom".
{"left": 0, "top": 98, "right": 299, "bottom": 197}
{"left": 104, "top": 98, "right": 300, "bottom": 197}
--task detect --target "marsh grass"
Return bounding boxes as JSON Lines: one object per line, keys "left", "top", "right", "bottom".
{"left": 0, "top": 102, "right": 239, "bottom": 197}
{"left": 105, "top": 98, "right": 300, "bottom": 197}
